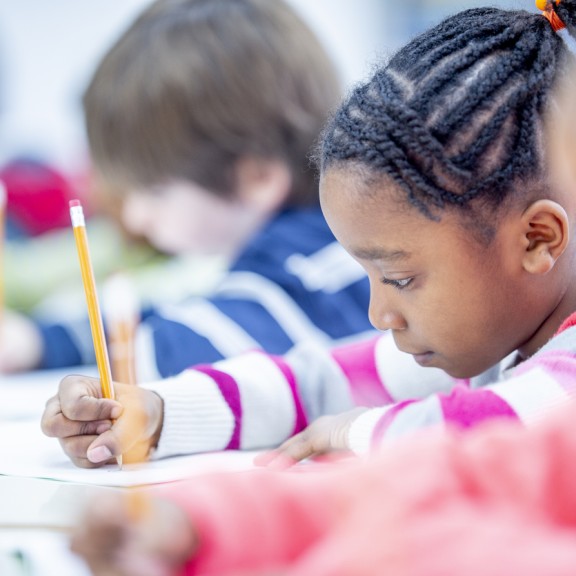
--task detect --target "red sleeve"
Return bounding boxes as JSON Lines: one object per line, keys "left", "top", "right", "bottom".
{"left": 154, "top": 466, "right": 356, "bottom": 575}
{"left": 152, "top": 402, "right": 576, "bottom": 576}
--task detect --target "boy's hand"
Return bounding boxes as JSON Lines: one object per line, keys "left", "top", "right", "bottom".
{"left": 255, "top": 407, "right": 368, "bottom": 468}
{"left": 0, "top": 310, "right": 43, "bottom": 373}
{"left": 41, "top": 375, "right": 164, "bottom": 468}
{"left": 71, "top": 491, "right": 197, "bottom": 576}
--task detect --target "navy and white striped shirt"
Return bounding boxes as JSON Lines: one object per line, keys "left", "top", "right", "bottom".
{"left": 39, "top": 208, "right": 374, "bottom": 379}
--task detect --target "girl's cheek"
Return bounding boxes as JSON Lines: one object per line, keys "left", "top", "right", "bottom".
{"left": 549, "top": 70, "right": 576, "bottom": 189}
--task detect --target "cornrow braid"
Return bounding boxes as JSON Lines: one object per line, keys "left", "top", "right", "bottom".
{"left": 321, "top": 5, "right": 576, "bottom": 223}
{"left": 556, "top": 0, "right": 576, "bottom": 34}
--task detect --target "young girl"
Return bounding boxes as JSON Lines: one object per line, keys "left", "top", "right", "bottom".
{"left": 42, "top": 2, "right": 576, "bottom": 472}
{"left": 0, "top": 0, "right": 372, "bottom": 378}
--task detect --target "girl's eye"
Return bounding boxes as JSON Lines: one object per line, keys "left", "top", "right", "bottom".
{"left": 381, "top": 276, "right": 413, "bottom": 290}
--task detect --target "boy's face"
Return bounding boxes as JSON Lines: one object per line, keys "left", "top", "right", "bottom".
{"left": 320, "top": 167, "right": 545, "bottom": 379}
{"left": 121, "top": 180, "right": 258, "bottom": 257}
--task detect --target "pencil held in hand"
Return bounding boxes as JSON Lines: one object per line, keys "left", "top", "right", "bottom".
{"left": 70, "top": 199, "right": 114, "bottom": 399}
{"left": 70, "top": 199, "right": 122, "bottom": 468}
{"left": 103, "top": 273, "right": 140, "bottom": 386}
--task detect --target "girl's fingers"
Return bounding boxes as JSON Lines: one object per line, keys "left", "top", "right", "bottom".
{"left": 253, "top": 449, "right": 296, "bottom": 469}
{"left": 42, "top": 410, "right": 112, "bottom": 439}
{"left": 58, "top": 375, "right": 123, "bottom": 421}
{"left": 260, "top": 432, "right": 320, "bottom": 467}
{"left": 86, "top": 419, "right": 152, "bottom": 465}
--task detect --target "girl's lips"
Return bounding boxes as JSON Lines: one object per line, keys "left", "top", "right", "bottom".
{"left": 412, "top": 351, "right": 434, "bottom": 366}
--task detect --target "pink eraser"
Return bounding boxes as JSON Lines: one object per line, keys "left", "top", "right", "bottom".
{"left": 69, "top": 199, "right": 81, "bottom": 207}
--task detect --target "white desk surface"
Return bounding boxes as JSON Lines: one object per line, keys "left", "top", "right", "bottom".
{"left": 0, "top": 367, "right": 258, "bottom": 575}
{"left": 0, "top": 369, "right": 111, "bottom": 573}
{"left": 0, "top": 471, "right": 118, "bottom": 575}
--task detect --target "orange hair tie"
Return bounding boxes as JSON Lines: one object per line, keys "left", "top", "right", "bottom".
{"left": 536, "top": 0, "right": 566, "bottom": 32}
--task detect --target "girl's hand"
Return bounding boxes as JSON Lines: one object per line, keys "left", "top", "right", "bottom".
{"left": 71, "top": 491, "right": 197, "bottom": 576}
{"left": 255, "top": 407, "right": 368, "bottom": 468}
{"left": 41, "top": 375, "right": 164, "bottom": 468}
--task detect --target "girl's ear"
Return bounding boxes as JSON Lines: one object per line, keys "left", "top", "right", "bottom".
{"left": 521, "top": 199, "right": 569, "bottom": 275}
{"left": 234, "top": 157, "right": 292, "bottom": 214}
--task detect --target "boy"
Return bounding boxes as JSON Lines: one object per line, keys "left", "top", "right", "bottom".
{"left": 0, "top": 0, "right": 372, "bottom": 378}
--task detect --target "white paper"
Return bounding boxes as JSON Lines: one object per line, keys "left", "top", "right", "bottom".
{"left": 0, "top": 420, "right": 259, "bottom": 487}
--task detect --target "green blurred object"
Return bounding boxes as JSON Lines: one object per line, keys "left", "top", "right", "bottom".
{"left": 0, "top": 549, "right": 30, "bottom": 576}
{"left": 4, "top": 217, "right": 226, "bottom": 314}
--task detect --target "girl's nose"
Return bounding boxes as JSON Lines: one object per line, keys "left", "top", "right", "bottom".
{"left": 368, "top": 285, "right": 407, "bottom": 331}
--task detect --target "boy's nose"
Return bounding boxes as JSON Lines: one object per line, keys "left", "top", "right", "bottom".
{"left": 121, "top": 194, "right": 154, "bottom": 235}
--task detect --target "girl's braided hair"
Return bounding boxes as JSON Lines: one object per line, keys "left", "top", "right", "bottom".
{"left": 321, "top": 4, "right": 576, "bottom": 239}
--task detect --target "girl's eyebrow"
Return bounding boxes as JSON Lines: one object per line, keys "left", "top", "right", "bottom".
{"left": 351, "top": 247, "right": 410, "bottom": 262}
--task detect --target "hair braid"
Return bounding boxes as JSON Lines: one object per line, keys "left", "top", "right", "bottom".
{"left": 556, "top": 0, "right": 576, "bottom": 35}
{"left": 320, "top": 5, "right": 576, "bottom": 225}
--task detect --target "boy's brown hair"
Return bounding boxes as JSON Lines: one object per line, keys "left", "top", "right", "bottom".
{"left": 83, "top": 0, "right": 341, "bottom": 207}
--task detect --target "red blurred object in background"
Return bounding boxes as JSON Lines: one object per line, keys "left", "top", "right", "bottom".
{"left": 0, "top": 157, "right": 89, "bottom": 237}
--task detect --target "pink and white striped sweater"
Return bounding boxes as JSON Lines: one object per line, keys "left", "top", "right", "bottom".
{"left": 143, "top": 312, "right": 576, "bottom": 459}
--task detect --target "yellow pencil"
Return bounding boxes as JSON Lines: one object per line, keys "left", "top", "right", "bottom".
{"left": 69, "top": 199, "right": 122, "bottom": 469}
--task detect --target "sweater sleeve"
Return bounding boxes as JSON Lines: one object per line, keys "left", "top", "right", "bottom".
{"left": 348, "top": 325, "right": 576, "bottom": 453}
{"left": 152, "top": 467, "right": 350, "bottom": 576}
{"left": 142, "top": 331, "right": 455, "bottom": 459}
{"left": 144, "top": 322, "right": 576, "bottom": 459}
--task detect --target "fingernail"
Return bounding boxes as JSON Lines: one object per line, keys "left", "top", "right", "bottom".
{"left": 87, "top": 446, "right": 113, "bottom": 463}
{"left": 267, "top": 454, "right": 296, "bottom": 470}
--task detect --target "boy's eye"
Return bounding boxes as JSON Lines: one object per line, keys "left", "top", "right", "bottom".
{"left": 381, "top": 276, "right": 413, "bottom": 290}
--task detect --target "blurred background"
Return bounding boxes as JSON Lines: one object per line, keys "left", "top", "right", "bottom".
{"left": 0, "top": 0, "right": 528, "bottom": 177}
{"left": 0, "top": 0, "right": 527, "bottom": 312}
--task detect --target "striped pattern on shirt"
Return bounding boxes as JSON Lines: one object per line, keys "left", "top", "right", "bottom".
{"left": 144, "top": 313, "right": 576, "bottom": 459}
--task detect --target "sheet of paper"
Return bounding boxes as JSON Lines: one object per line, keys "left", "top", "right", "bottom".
{"left": 0, "top": 419, "right": 259, "bottom": 487}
